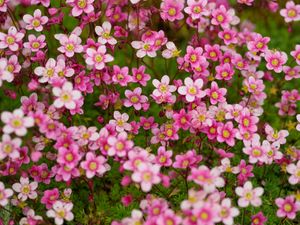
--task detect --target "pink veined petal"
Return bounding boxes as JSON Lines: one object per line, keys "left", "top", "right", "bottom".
{"left": 65, "top": 101, "right": 76, "bottom": 110}
{"left": 238, "top": 198, "right": 249, "bottom": 208}
{"left": 141, "top": 182, "right": 151, "bottom": 192}
{"left": 102, "top": 21, "right": 111, "bottom": 32}
{"left": 12, "top": 183, "right": 21, "bottom": 192}
{"left": 54, "top": 99, "right": 64, "bottom": 108}
{"left": 15, "top": 127, "right": 27, "bottom": 136}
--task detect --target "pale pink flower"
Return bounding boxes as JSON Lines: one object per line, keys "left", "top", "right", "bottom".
{"left": 85, "top": 46, "right": 114, "bottom": 70}
{"left": 178, "top": 77, "right": 206, "bottom": 102}
{"left": 211, "top": 5, "right": 240, "bottom": 29}
{"left": 286, "top": 161, "right": 300, "bottom": 185}
{"left": 124, "top": 87, "right": 148, "bottom": 110}
{"left": 0, "top": 0, "right": 9, "bottom": 12}
{"left": 297, "top": 114, "right": 300, "bottom": 131}
{"left": 34, "top": 58, "right": 57, "bottom": 83}
{"left": 152, "top": 75, "right": 176, "bottom": 98}
{"left": 52, "top": 81, "right": 82, "bottom": 110}
{"left": 31, "top": 0, "right": 50, "bottom": 7}
{"left": 237, "top": 0, "right": 254, "bottom": 6}
{"left": 95, "top": 21, "right": 117, "bottom": 45}
{"left": 217, "top": 198, "right": 240, "bottom": 225}
{"left": 162, "top": 41, "right": 181, "bottom": 59}
{"left": 0, "top": 58, "right": 13, "bottom": 87}
{"left": 235, "top": 181, "right": 264, "bottom": 207}
{"left": 131, "top": 40, "right": 157, "bottom": 58}
{"left": 1, "top": 108, "right": 34, "bottom": 136}
{"left": 188, "top": 165, "right": 225, "bottom": 192}
{"left": 0, "top": 26, "right": 24, "bottom": 51}
{"left": 0, "top": 181, "right": 13, "bottom": 206}
{"left": 132, "top": 163, "right": 161, "bottom": 192}
{"left": 265, "top": 124, "right": 289, "bottom": 145}
{"left": 23, "top": 9, "right": 48, "bottom": 32}
{"left": 107, "top": 132, "right": 133, "bottom": 157}
{"left": 109, "top": 111, "right": 132, "bottom": 132}
{"left": 80, "top": 152, "right": 110, "bottom": 178}
{"left": 46, "top": 201, "right": 74, "bottom": 225}
{"left": 55, "top": 33, "right": 83, "bottom": 57}
{"left": 0, "top": 134, "right": 21, "bottom": 160}
{"left": 217, "top": 122, "right": 237, "bottom": 146}
{"left": 184, "top": 0, "right": 209, "bottom": 20}
{"left": 12, "top": 177, "right": 38, "bottom": 201}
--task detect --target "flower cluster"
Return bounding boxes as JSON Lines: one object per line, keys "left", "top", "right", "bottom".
{"left": 0, "top": 0, "right": 299, "bottom": 224}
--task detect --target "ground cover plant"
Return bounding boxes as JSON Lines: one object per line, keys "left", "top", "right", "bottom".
{"left": 0, "top": 0, "right": 300, "bottom": 224}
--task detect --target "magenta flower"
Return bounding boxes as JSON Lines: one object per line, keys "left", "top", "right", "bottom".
{"left": 160, "top": 0, "right": 184, "bottom": 22}
{"left": 132, "top": 66, "right": 150, "bottom": 86}
{"left": 23, "top": 9, "right": 48, "bottom": 32}
{"left": 178, "top": 77, "right": 206, "bottom": 102}
{"left": 80, "top": 152, "right": 110, "bottom": 178}
{"left": 206, "top": 81, "right": 227, "bottom": 105}
{"left": 251, "top": 212, "right": 267, "bottom": 225}
{"left": 275, "top": 196, "right": 300, "bottom": 219}
{"left": 265, "top": 50, "right": 287, "bottom": 73}
{"left": 86, "top": 46, "right": 113, "bottom": 70}
{"left": 1, "top": 108, "right": 34, "bottom": 136}
{"left": 215, "top": 63, "right": 234, "bottom": 80}
{"left": 217, "top": 121, "right": 237, "bottom": 146}
{"left": 41, "top": 188, "right": 60, "bottom": 209}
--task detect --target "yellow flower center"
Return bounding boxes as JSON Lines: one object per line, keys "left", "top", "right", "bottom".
{"left": 6, "top": 36, "right": 15, "bottom": 45}
{"left": 95, "top": 54, "right": 103, "bottom": 63}
{"left": 32, "top": 19, "right": 41, "bottom": 27}
{"left": 283, "top": 203, "right": 292, "bottom": 212}
{"left": 12, "top": 118, "right": 22, "bottom": 128}
{"left": 89, "top": 162, "right": 97, "bottom": 170}
{"left": 193, "top": 6, "right": 202, "bottom": 13}
{"left": 168, "top": 8, "right": 176, "bottom": 16}
{"left": 271, "top": 58, "right": 279, "bottom": 66}
{"left": 217, "top": 14, "right": 224, "bottom": 22}
{"left": 32, "top": 41, "right": 40, "bottom": 49}
{"left": 222, "top": 130, "right": 230, "bottom": 138}
{"left": 288, "top": 9, "right": 296, "bottom": 17}
{"left": 3, "top": 144, "right": 12, "bottom": 154}
{"left": 22, "top": 185, "right": 30, "bottom": 194}
{"left": 211, "top": 91, "right": 219, "bottom": 99}
{"left": 66, "top": 43, "right": 74, "bottom": 51}
{"left": 130, "top": 96, "right": 139, "bottom": 103}
{"left": 77, "top": 0, "right": 87, "bottom": 8}
{"left": 188, "top": 86, "right": 197, "bottom": 95}
{"left": 65, "top": 153, "right": 74, "bottom": 162}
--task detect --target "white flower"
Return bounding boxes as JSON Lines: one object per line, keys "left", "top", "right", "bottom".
{"left": 12, "top": 177, "right": 38, "bottom": 201}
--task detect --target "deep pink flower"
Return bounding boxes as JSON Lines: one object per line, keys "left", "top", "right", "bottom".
{"left": 275, "top": 196, "right": 300, "bottom": 219}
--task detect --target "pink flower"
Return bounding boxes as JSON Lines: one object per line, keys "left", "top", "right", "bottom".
{"left": 52, "top": 81, "right": 82, "bottom": 110}
{"left": 243, "top": 135, "right": 268, "bottom": 164}
{"left": 283, "top": 66, "right": 300, "bottom": 80}
{"left": 184, "top": 0, "right": 209, "bottom": 20}
{"left": 291, "top": 45, "right": 300, "bottom": 65}
{"left": 46, "top": 201, "right": 74, "bottom": 225}
{"left": 160, "top": 0, "right": 184, "bottom": 22}
{"left": 12, "top": 177, "right": 38, "bottom": 201}
{"left": 265, "top": 124, "right": 289, "bottom": 144}
{"left": 152, "top": 75, "right": 176, "bottom": 98}
{"left": 107, "top": 132, "right": 133, "bottom": 157}
{"left": 1, "top": 108, "right": 34, "bottom": 136}
{"left": 0, "top": 58, "right": 13, "bottom": 87}
{"left": 155, "top": 146, "right": 173, "bottom": 167}
{"left": 41, "top": 188, "right": 60, "bottom": 209}
{"left": 184, "top": 45, "right": 204, "bottom": 66}
{"left": 0, "top": 0, "right": 9, "bottom": 12}
{"left": 34, "top": 58, "right": 57, "bottom": 83}
{"left": 173, "top": 109, "right": 191, "bottom": 130}
{"left": 275, "top": 196, "right": 300, "bottom": 219}
{"left": 86, "top": 46, "right": 113, "bottom": 70}
{"left": 247, "top": 33, "right": 270, "bottom": 53}
{"left": 124, "top": 87, "right": 148, "bottom": 110}
{"left": 55, "top": 33, "right": 83, "bottom": 57}
{"left": 0, "top": 181, "right": 13, "bottom": 206}
{"left": 132, "top": 66, "right": 150, "bottom": 86}
{"left": 0, "top": 26, "right": 24, "bottom": 51}
{"left": 215, "top": 63, "right": 234, "bottom": 80}
{"left": 218, "top": 29, "right": 238, "bottom": 45}
{"left": 31, "top": 0, "right": 50, "bottom": 7}
{"left": 23, "top": 9, "right": 48, "bottom": 32}
{"left": 109, "top": 111, "right": 132, "bottom": 132}
{"left": 238, "top": 0, "right": 254, "bottom": 6}
{"left": 217, "top": 122, "right": 237, "bottom": 146}
{"left": 132, "top": 163, "right": 161, "bottom": 192}
{"left": 188, "top": 165, "right": 225, "bottom": 192}
{"left": 280, "top": 1, "right": 300, "bottom": 23}
{"left": 173, "top": 149, "right": 201, "bottom": 169}
{"left": 211, "top": 5, "right": 240, "bottom": 29}
{"left": 204, "top": 44, "right": 222, "bottom": 61}
{"left": 0, "top": 134, "right": 21, "bottom": 160}
{"left": 206, "top": 81, "right": 227, "bottom": 105}
{"left": 66, "top": 0, "right": 94, "bottom": 17}
{"left": 265, "top": 50, "right": 287, "bottom": 73}
{"left": 192, "top": 202, "right": 220, "bottom": 225}
{"left": 157, "top": 209, "right": 182, "bottom": 225}
{"left": 238, "top": 108, "right": 259, "bottom": 133}
{"left": 217, "top": 198, "right": 240, "bottom": 225}
{"left": 23, "top": 34, "right": 46, "bottom": 52}
{"left": 112, "top": 65, "right": 132, "bottom": 86}
{"left": 80, "top": 152, "right": 110, "bottom": 178}
{"left": 131, "top": 40, "right": 157, "bottom": 58}
{"left": 162, "top": 41, "right": 181, "bottom": 58}
{"left": 251, "top": 212, "right": 267, "bottom": 225}
{"left": 286, "top": 161, "right": 300, "bottom": 185}
{"left": 178, "top": 77, "right": 206, "bottom": 102}
{"left": 235, "top": 181, "right": 264, "bottom": 207}
{"left": 95, "top": 21, "right": 117, "bottom": 45}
